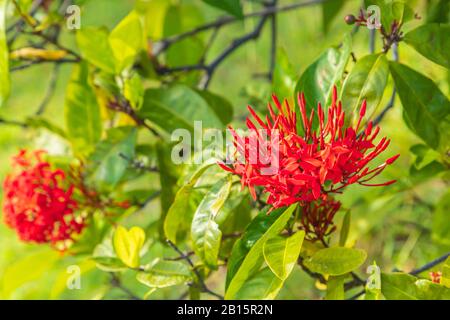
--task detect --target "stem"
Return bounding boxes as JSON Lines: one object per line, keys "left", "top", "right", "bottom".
{"left": 166, "top": 240, "right": 224, "bottom": 300}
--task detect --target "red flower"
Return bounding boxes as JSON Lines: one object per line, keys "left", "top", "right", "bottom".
{"left": 220, "top": 87, "right": 399, "bottom": 209}
{"left": 430, "top": 271, "right": 442, "bottom": 284}
{"left": 2, "top": 150, "right": 85, "bottom": 249}
{"left": 301, "top": 198, "right": 341, "bottom": 242}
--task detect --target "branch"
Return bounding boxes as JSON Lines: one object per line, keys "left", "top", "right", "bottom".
{"left": 154, "top": 0, "right": 328, "bottom": 55}
{"left": 268, "top": 0, "right": 277, "bottom": 81}
{"left": 0, "top": 117, "right": 27, "bottom": 127}
{"left": 119, "top": 153, "right": 159, "bottom": 173}
{"left": 166, "top": 240, "right": 224, "bottom": 300}
{"left": 410, "top": 252, "right": 450, "bottom": 276}
{"left": 35, "top": 64, "right": 59, "bottom": 115}
{"left": 110, "top": 274, "right": 141, "bottom": 300}
{"left": 372, "top": 42, "right": 398, "bottom": 125}
{"left": 10, "top": 58, "right": 79, "bottom": 72}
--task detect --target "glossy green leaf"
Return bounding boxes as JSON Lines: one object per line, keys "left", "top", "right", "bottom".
{"left": 0, "top": 0, "right": 10, "bottom": 106}
{"left": 202, "top": 0, "right": 243, "bottom": 18}
{"left": 92, "top": 257, "right": 127, "bottom": 272}
{"left": 339, "top": 210, "right": 351, "bottom": 247}
{"left": 109, "top": 11, "right": 144, "bottom": 72}
{"left": 113, "top": 226, "right": 146, "bottom": 268}
{"left": 136, "top": 260, "right": 192, "bottom": 288}
{"left": 234, "top": 267, "right": 283, "bottom": 300}
{"left": 404, "top": 23, "right": 450, "bottom": 69}
{"left": 432, "top": 189, "right": 450, "bottom": 246}
{"left": 225, "top": 205, "right": 296, "bottom": 299}
{"left": 442, "top": 257, "right": 450, "bottom": 288}
{"left": 195, "top": 89, "right": 234, "bottom": 125}
{"left": 341, "top": 53, "right": 389, "bottom": 125}
{"left": 295, "top": 34, "right": 351, "bottom": 125}
{"left": 164, "top": 162, "right": 215, "bottom": 243}
{"left": 87, "top": 126, "right": 137, "bottom": 189}
{"left": 273, "top": 48, "right": 297, "bottom": 99}
{"left": 191, "top": 176, "right": 232, "bottom": 269}
{"left": 381, "top": 272, "right": 450, "bottom": 300}
{"left": 304, "top": 247, "right": 367, "bottom": 276}
{"left": 139, "top": 85, "right": 224, "bottom": 134}
{"left": 389, "top": 62, "right": 450, "bottom": 149}
{"left": 76, "top": 27, "right": 116, "bottom": 74}
{"left": 65, "top": 63, "right": 102, "bottom": 157}
{"left": 326, "top": 275, "right": 346, "bottom": 300}
{"left": 263, "top": 231, "right": 305, "bottom": 280}
{"left": 226, "top": 206, "right": 289, "bottom": 289}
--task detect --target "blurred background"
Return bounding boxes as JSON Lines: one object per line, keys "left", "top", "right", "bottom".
{"left": 0, "top": 0, "right": 449, "bottom": 299}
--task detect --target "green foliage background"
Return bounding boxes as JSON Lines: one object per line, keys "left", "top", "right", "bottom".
{"left": 0, "top": 0, "right": 449, "bottom": 300}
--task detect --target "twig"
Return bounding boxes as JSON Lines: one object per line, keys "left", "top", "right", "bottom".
{"left": 110, "top": 274, "right": 141, "bottom": 300}
{"left": 372, "top": 42, "right": 398, "bottom": 125}
{"left": 10, "top": 58, "right": 79, "bottom": 72}
{"left": 268, "top": 0, "right": 277, "bottom": 81}
{"left": 0, "top": 117, "right": 28, "bottom": 127}
{"left": 166, "top": 239, "right": 224, "bottom": 300}
{"left": 35, "top": 64, "right": 59, "bottom": 115}
{"left": 200, "top": 16, "right": 268, "bottom": 89}
{"left": 154, "top": 0, "right": 328, "bottom": 55}
{"left": 298, "top": 257, "right": 326, "bottom": 284}
{"left": 410, "top": 252, "right": 450, "bottom": 276}
{"left": 119, "top": 153, "right": 159, "bottom": 173}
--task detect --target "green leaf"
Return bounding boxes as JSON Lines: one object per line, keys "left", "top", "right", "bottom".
{"left": 339, "top": 210, "right": 351, "bottom": 247}
{"left": 426, "top": 0, "right": 450, "bottom": 23}
{"left": 295, "top": 34, "right": 351, "bottom": 126}
{"left": 326, "top": 275, "right": 346, "bottom": 300}
{"left": 92, "top": 257, "right": 127, "bottom": 272}
{"left": 234, "top": 267, "right": 283, "bottom": 300}
{"left": 109, "top": 11, "right": 144, "bottom": 72}
{"left": 341, "top": 53, "right": 389, "bottom": 125}
{"left": 273, "top": 48, "right": 297, "bottom": 99}
{"left": 0, "top": 0, "right": 10, "bottom": 106}
{"left": 442, "top": 257, "right": 450, "bottom": 288}
{"left": 139, "top": 85, "right": 224, "bottom": 134}
{"left": 322, "top": 0, "right": 345, "bottom": 33}
{"left": 2, "top": 249, "right": 59, "bottom": 298}
{"left": 404, "top": 23, "right": 450, "bottom": 69}
{"left": 432, "top": 189, "right": 450, "bottom": 246}
{"left": 113, "top": 226, "right": 146, "bottom": 268}
{"left": 65, "top": 63, "right": 102, "bottom": 157}
{"left": 226, "top": 206, "right": 288, "bottom": 289}
{"left": 195, "top": 89, "right": 234, "bottom": 125}
{"left": 381, "top": 272, "right": 450, "bottom": 300}
{"left": 389, "top": 62, "right": 450, "bottom": 150}
{"left": 304, "top": 247, "right": 367, "bottom": 276}
{"left": 225, "top": 205, "right": 296, "bottom": 300}
{"left": 87, "top": 126, "right": 137, "bottom": 189}
{"left": 136, "top": 260, "right": 192, "bottom": 288}
{"left": 191, "top": 176, "right": 232, "bottom": 269}
{"left": 76, "top": 27, "right": 116, "bottom": 74}
{"left": 263, "top": 231, "right": 305, "bottom": 280}
{"left": 164, "top": 162, "right": 215, "bottom": 243}
{"left": 202, "top": 0, "right": 243, "bottom": 18}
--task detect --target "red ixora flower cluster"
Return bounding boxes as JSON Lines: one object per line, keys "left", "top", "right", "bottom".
{"left": 220, "top": 87, "right": 399, "bottom": 241}
{"left": 2, "top": 150, "right": 85, "bottom": 249}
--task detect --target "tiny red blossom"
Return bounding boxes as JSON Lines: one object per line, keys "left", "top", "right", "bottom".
{"left": 430, "top": 271, "right": 442, "bottom": 284}
{"left": 2, "top": 150, "right": 85, "bottom": 249}
{"left": 220, "top": 87, "right": 399, "bottom": 209}
{"left": 301, "top": 198, "right": 341, "bottom": 242}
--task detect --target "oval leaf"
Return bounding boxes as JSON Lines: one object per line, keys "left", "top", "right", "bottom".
{"left": 113, "top": 226, "right": 146, "bottom": 268}
{"left": 304, "top": 247, "right": 367, "bottom": 276}
{"left": 389, "top": 61, "right": 450, "bottom": 150}
{"left": 263, "top": 231, "right": 305, "bottom": 280}
{"left": 137, "top": 260, "right": 192, "bottom": 288}
{"left": 404, "top": 23, "right": 450, "bottom": 69}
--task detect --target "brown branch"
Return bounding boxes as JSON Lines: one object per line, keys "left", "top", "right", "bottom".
{"left": 166, "top": 240, "right": 224, "bottom": 300}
